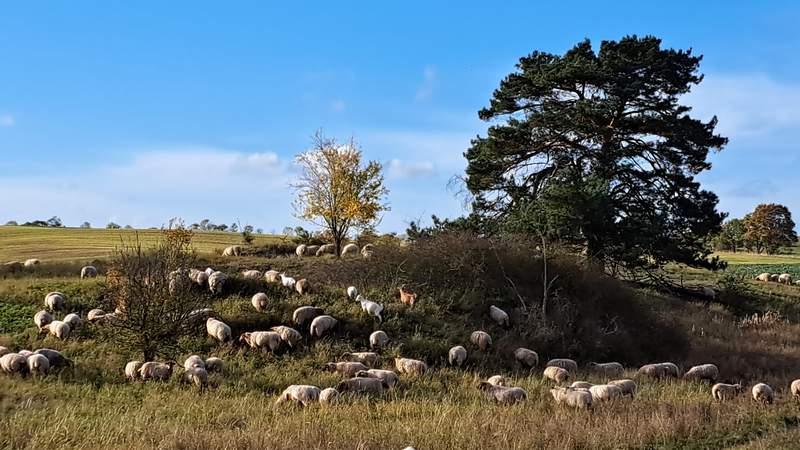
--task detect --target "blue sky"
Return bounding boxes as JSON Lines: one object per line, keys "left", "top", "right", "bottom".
{"left": 1, "top": 1, "right": 798, "bottom": 233}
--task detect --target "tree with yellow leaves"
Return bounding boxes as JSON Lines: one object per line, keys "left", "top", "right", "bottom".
{"left": 291, "top": 131, "right": 389, "bottom": 257}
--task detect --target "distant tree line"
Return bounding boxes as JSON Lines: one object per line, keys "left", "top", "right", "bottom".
{"left": 714, "top": 203, "right": 797, "bottom": 254}
{"left": 3, "top": 216, "right": 64, "bottom": 228}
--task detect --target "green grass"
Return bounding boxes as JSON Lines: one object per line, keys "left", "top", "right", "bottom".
{"left": 0, "top": 226, "right": 284, "bottom": 262}
{"left": 715, "top": 244, "right": 800, "bottom": 265}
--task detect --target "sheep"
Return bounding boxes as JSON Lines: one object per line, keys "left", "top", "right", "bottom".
{"left": 790, "top": 379, "right": 800, "bottom": 399}
{"left": 661, "top": 362, "right": 681, "bottom": 378}
{"left": 24, "top": 258, "right": 40, "bottom": 269}
{"left": 276, "top": 385, "right": 320, "bottom": 406}
{"left": 336, "top": 377, "right": 387, "bottom": 395}
{"left": 293, "top": 306, "right": 325, "bottom": 326}
{"left": 487, "top": 375, "right": 507, "bottom": 386}
{"left": 324, "top": 361, "right": 369, "bottom": 377}
{"left": 310, "top": 315, "right": 338, "bottom": 338}
{"left": 448, "top": 345, "right": 467, "bottom": 367}
{"left": 18, "top": 350, "right": 33, "bottom": 358}
{"left": 569, "top": 381, "right": 592, "bottom": 390}
{"left": 42, "top": 320, "right": 71, "bottom": 340}
{"left": 370, "top": 330, "right": 389, "bottom": 349}
{"left": 588, "top": 362, "right": 624, "bottom": 378}
{"left": 280, "top": 273, "right": 296, "bottom": 289}
{"left": 44, "top": 292, "right": 65, "bottom": 311}
{"left": 637, "top": 362, "right": 680, "bottom": 379}
{"left": 341, "top": 352, "right": 379, "bottom": 367}
{"left": 589, "top": 384, "right": 623, "bottom": 402}
{"left": 3, "top": 261, "right": 24, "bottom": 273}
{"left": 489, "top": 305, "right": 509, "bottom": 327}
{"left": 357, "top": 296, "right": 384, "bottom": 322}
{"left": 361, "top": 244, "right": 374, "bottom": 258}
{"left": 513, "top": 348, "right": 539, "bottom": 368}
{"left": 222, "top": 245, "right": 241, "bottom": 257}
{"left": 189, "top": 268, "right": 208, "bottom": 286}
{"left": 779, "top": 273, "right": 793, "bottom": 285}
{"left": 752, "top": 383, "right": 774, "bottom": 404}
{"left": 683, "top": 364, "right": 719, "bottom": 383}
{"left": 181, "top": 367, "right": 209, "bottom": 389}
{"left": 125, "top": 361, "right": 143, "bottom": 380}
{"left": 184, "top": 355, "right": 205, "bottom": 370}
{"left": 550, "top": 387, "right": 593, "bottom": 409}
{"left": 204, "top": 357, "right": 224, "bottom": 373}
{"left": 251, "top": 293, "right": 269, "bottom": 312}
{"left": 470, "top": 331, "right": 492, "bottom": 351}
{"left": 394, "top": 357, "right": 427, "bottom": 376}
{"left": 399, "top": 286, "right": 418, "bottom": 307}
{"left": 1, "top": 353, "right": 28, "bottom": 374}
{"left": 478, "top": 381, "right": 527, "bottom": 405}
{"left": 547, "top": 358, "right": 578, "bottom": 374}
{"left": 755, "top": 272, "right": 771, "bottom": 282}
{"left": 355, "top": 369, "right": 399, "bottom": 388}
{"left": 347, "top": 286, "right": 358, "bottom": 300}
{"left": 544, "top": 366, "right": 569, "bottom": 383}
{"left": 34, "top": 349, "right": 70, "bottom": 368}
{"left": 304, "top": 245, "right": 320, "bottom": 256}
{"left": 34, "top": 310, "right": 53, "bottom": 330}
{"left": 240, "top": 331, "right": 282, "bottom": 352}
{"left": 208, "top": 271, "right": 227, "bottom": 294}
{"left": 264, "top": 270, "right": 281, "bottom": 283}
{"left": 608, "top": 379, "right": 637, "bottom": 398}
{"left": 87, "top": 309, "right": 106, "bottom": 323}
{"left": 80, "top": 265, "right": 98, "bottom": 278}
{"left": 271, "top": 326, "right": 302, "bottom": 348}
{"left": 139, "top": 361, "right": 175, "bottom": 381}
{"left": 242, "top": 269, "right": 262, "bottom": 280}
{"left": 295, "top": 244, "right": 307, "bottom": 257}
{"left": 341, "top": 243, "right": 359, "bottom": 257}
{"left": 168, "top": 268, "right": 191, "bottom": 295}
{"left": 319, "top": 387, "right": 339, "bottom": 405}
{"left": 711, "top": 383, "right": 743, "bottom": 401}
{"left": 27, "top": 354, "right": 50, "bottom": 375}
{"left": 295, "top": 278, "right": 310, "bottom": 295}
{"left": 770, "top": 274, "right": 780, "bottom": 282}
{"left": 187, "top": 308, "right": 214, "bottom": 327}
{"left": 63, "top": 313, "right": 82, "bottom": 329}
{"left": 204, "top": 267, "right": 215, "bottom": 277}
{"left": 206, "top": 318, "right": 232, "bottom": 343}
{"left": 316, "top": 244, "right": 335, "bottom": 257}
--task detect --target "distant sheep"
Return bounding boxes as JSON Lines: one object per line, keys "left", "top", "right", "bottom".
{"left": 242, "top": 269, "right": 262, "bottom": 280}
{"left": 778, "top": 273, "right": 793, "bottom": 285}
{"left": 589, "top": 384, "right": 623, "bottom": 402}
{"left": 63, "top": 313, "right": 82, "bottom": 329}
{"left": 361, "top": 244, "right": 375, "bottom": 258}
{"left": 280, "top": 273, "right": 296, "bottom": 289}
{"left": 44, "top": 292, "right": 65, "bottom": 311}
{"left": 240, "top": 331, "right": 282, "bottom": 352}
{"left": 42, "top": 320, "right": 71, "bottom": 340}
{"left": 608, "top": 379, "right": 637, "bottom": 398}
{"left": 755, "top": 272, "right": 771, "bottom": 282}
{"left": 470, "top": 331, "right": 492, "bottom": 351}
{"left": 357, "top": 296, "right": 384, "bottom": 322}
{"left": 319, "top": 387, "right": 339, "bottom": 405}
{"left": 448, "top": 345, "right": 467, "bottom": 367}
{"left": 168, "top": 268, "right": 191, "bottom": 295}
{"left": 304, "top": 245, "right": 320, "bottom": 256}
{"left": 752, "top": 383, "right": 774, "bottom": 404}
{"left": 683, "top": 364, "right": 719, "bottom": 383}
{"left": 546, "top": 358, "right": 578, "bottom": 374}
{"left": 310, "top": 315, "right": 338, "bottom": 338}
{"left": 570, "top": 381, "right": 593, "bottom": 390}
{"left": 513, "top": 348, "right": 539, "bottom": 368}
{"left": 399, "top": 286, "right": 418, "bottom": 307}
{"left": 221, "top": 245, "right": 241, "bottom": 257}
{"left": 184, "top": 355, "right": 205, "bottom": 371}
{"left": 87, "top": 309, "right": 106, "bottom": 323}
{"left": 394, "top": 357, "right": 428, "bottom": 376}
{"left": 336, "top": 377, "right": 387, "bottom": 394}
{"left": 341, "top": 352, "right": 379, "bottom": 367}
{"left": 24, "top": 258, "right": 40, "bottom": 269}
{"left": 208, "top": 271, "right": 227, "bottom": 294}
{"left": 271, "top": 326, "right": 302, "bottom": 348}
{"left": 264, "top": 270, "right": 280, "bottom": 283}
{"left": 770, "top": 274, "right": 780, "bottom": 282}
{"left": 588, "top": 362, "right": 624, "bottom": 378}
{"left": 125, "top": 361, "right": 144, "bottom": 380}
{"left": 251, "top": 293, "right": 269, "bottom": 312}
{"left": 712, "top": 383, "right": 743, "bottom": 401}
{"left": 139, "top": 361, "right": 175, "bottom": 381}
{"left": 792, "top": 379, "right": 800, "bottom": 400}
{"left": 295, "top": 244, "right": 307, "bottom": 257}
{"left": 189, "top": 268, "right": 208, "bottom": 286}
{"left": 489, "top": 305, "right": 509, "bottom": 327}
{"left": 275, "top": 385, "right": 320, "bottom": 407}
{"left": 295, "top": 278, "right": 310, "bottom": 295}
{"left": 347, "top": 286, "right": 358, "bottom": 299}
{"left": 550, "top": 387, "right": 592, "bottom": 409}
{"left": 1, "top": 353, "right": 28, "bottom": 374}
{"left": 35, "top": 348, "right": 70, "bottom": 368}
{"left": 543, "top": 366, "right": 569, "bottom": 383}
{"left": 181, "top": 367, "right": 209, "bottom": 389}
{"left": 316, "top": 244, "right": 335, "bottom": 257}
{"left": 34, "top": 310, "right": 53, "bottom": 330}
{"left": 80, "top": 266, "right": 98, "bottom": 279}
{"left": 204, "top": 357, "right": 224, "bottom": 373}
{"left": 293, "top": 306, "right": 325, "bottom": 326}
{"left": 478, "top": 381, "right": 527, "bottom": 405}
{"left": 3, "top": 261, "right": 23, "bottom": 273}
{"left": 324, "top": 361, "right": 368, "bottom": 377}
{"left": 369, "top": 330, "right": 389, "bottom": 349}
{"left": 206, "top": 318, "right": 232, "bottom": 343}
{"left": 355, "top": 369, "right": 399, "bottom": 388}
{"left": 637, "top": 362, "right": 680, "bottom": 379}
{"left": 341, "top": 243, "right": 359, "bottom": 257}
{"left": 487, "top": 375, "right": 507, "bottom": 386}
{"left": 27, "top": 354, "right": 50, "bottom": 375}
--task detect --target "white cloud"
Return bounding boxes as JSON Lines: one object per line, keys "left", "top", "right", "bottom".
{"left": 686, "top": 73, "right": 800, "bottom": 138}
{"left": 0, "top": 114, "right": 15, "bottom": 127}
{"left": 415, "top": 66, "right": 437, "bottom": 101}
{"left": 330, "top": 99, "right": 346, "bottom": 113}
{"left": 385, "top": 159, "right": 435, "bottom": 180}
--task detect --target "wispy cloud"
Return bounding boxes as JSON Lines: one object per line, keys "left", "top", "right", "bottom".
{"left": 0, "top": 114, "right": 15, "bottom": 127}
{"left": 415, "top": 66, "right": 437, "bottom": 101}
{"left": 330, "top": 99, "right": 347, "bottom": 113}
{"left": 385, "top": 159, "right": 435, "bottom": 180}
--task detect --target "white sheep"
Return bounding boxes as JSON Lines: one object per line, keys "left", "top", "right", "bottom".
{"left": 513, "top": 348, "right": 539, "bottom": 368}
{"left": 369, "top": 330, "right": 389, "bottom": 349}
{"left": 189, "top": 268, "right": 208, "bottom": 286}
{"left": 755, "top": 272, "right": 771, "bottom": 282}
{"left": 251, "top": 293, "right": 269, "bottom": 312}
{"left": 295, "top": 278, "right": 310, "bottom": 295}
{"left": 204, "top": 357, "right": 224, "bottom": 373}
{"left": 87, "top": 309, "right": 106, "bottom": 323}
{"left": 1, "top": 353, "right": 28, "bottom": 374}
{"left": 184, "top": 355, "right": 205, "bottom": 371}
{"left": 271, "top": 326, "right": 302, "bottom": 348}
{"left": 356, "top": 296, "right": 384, "bottom": 322}
{"left": 470, "top": 331, "right": 492, "bottom": 351}
{"left": 489, "top": 305, "right": 509, "bottom": 327}
{"left": 608, "top": 379, "right": 637, "bottom": 398}
{"left": 34, "top": 310, "right": 53, "bottom": 330}
{"left": 360, "top": 244, "right": 374, "bottom": 258}
{"left": 27, "top": 354, "right": 50, "bottom": 376}
{"left": 204, "top": 267, "right": 215, "bottom": 277}
{"left": 63, "top": 313, "right": 83, "bottom": 329}
{"left": 543, "top": 366, "right": 569, "bottom": 383}
{"left": 570, "top": 381, "right": 593, "bottom": 389}
{"left": 206, "top": 318, "right": 232, "bottom": 343}
{"left": 240, "top": 331, "right": 282, "bottom": 352}
{"left": 293, "top": 306, "right": 325, "bottom": 326}
{"left": 80, "top": 266, "right": 98, "bottom": 279}
{"left": 588, "top": 384, "right": 623, "bottom": 402}
{"left": 324, "top": 361, "right": 369, "bottom": 377}
{"left": 316, "top": 244, "right": 335, "bottom": 257}
{"left": 264, "top": 270, "right": 281, "bottom": 283}
{"left": 208, "top": 271, "right": 227, "bottom": 294}
{"left": 779, "top": 273, "right": 793, "bottom": 284}
{"left": 336, "top": 377, "right": 387, "bottom": 394}
{"left": 241, "top": 269, "right": 262, "bottom": 280}
{"left": 295, "top": 244, "right": 307, "bottom": 257}
{"left": 683, "top": 364, "right": 719, "bottom": 383}
{"left": 275, "top": 385, "right": 321, "bottom": 407}
{"left": 168, "top": 268, "right": 191, "bottom": 295}
{"left": 280, "top": 273, "right": 297, "bottom": 289}
{"left": 24, "top": 258, "right": 40, "bottom": 268}
{"left": 448, "top": 345, "right": 467, "bottom": 367}
{"left": 711, "top": 383, "right": 743, "bottom": 401}
{"left": 181, "top": 367, "right": 209, "bottom": 389}
{"left": 550, "top": 387, "right": 592, "bottom": 409}
{"left": 222, "top": 245, "right": 241, "bottom": 257}
{"left": 319, "top": 387, "right": 339, "bottom": 405}
{"left": 310, "top": 315, "right": 338, "bottom": 338}
{"left": 347, "top": 286, "right": 358, "bottom": 299}
{"left": 17, "top": 350, "right": 32, "bottom": 358}
{"left": 341, "top": 352, "right": 379, "bottom": 367}
{"left": 791, "top": 379, "right": 800, "bottom": 399}
{"left": 42, "top": 320, "right": 71, "bottom": 340}
{"left": 44, "top": 292, "right": 65, "bottom": 311}
{"left": 588, "top": 362, "right": 624, "bottom": 378}
{"left": 125, "top": 361, "right": 144, "bottom": 380}
{"left": 637, "top": 362, "right": 680, "bottom": 379}
{"left": 487, "top": 375, "right": 507, "bottom": 386}
{"left": 752, "top": 383, "right": 774, "bottom": 404}
{"left": 341, "top": 243, "right": 359, "bottom": 257}
{"left": 546, "top": 358, "right": 578, "bottom": 374}
{"left": 394, "top": 357, "right": 427, "bottom": 376}
{"left": 478, "top": 382, "right": 527, "bottom": 404}
{"left": 355, "top": 369, "right": 399, "bottom": 388}
{"left": 139, "top": 361, "right": 175, "bottom": 381}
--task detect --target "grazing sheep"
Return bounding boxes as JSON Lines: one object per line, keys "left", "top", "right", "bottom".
{"left": 168, "top": 268, "right": 191, "bottom": 295}
{"left": 478, "top": 381, "right": 527, "bottom": 405}
{"left": 264, "top": 270, "right": 280, "bottom": 283}
{"left": 80, "top": 265, "right": 98, "bottom": 278}
{"left": 347, "top": 286, "right": 358, "bottom": 300}
{"left": 34, "top": 310, "right": 53, "bottom": 330}
{"left": 44, "top": 292, "right": 65, "bottom": 311}
{"left": 550, "top": 387, "right": 593, "bottom": 409}
{"left": 369, "top": 330, "right": 389, "bottom": 349}
{"left": 470, "top": 331, "right": 492, "bottom": 351}
{"left": 789, "top": 380, "right": 800, "bottom": 400}
{"left": 280, "top": 273, "right": 297, "bottom": 289}
{"left": 712, "top": 383, "right": 743, "bottom": 401}
{"left": 571, "top": 381, "right": 594, "bottom": 389}
{"left": 181, "top": 367, "right": 209, "bottom": 389}
{"left": 251, "top": 293, "right": 269, "bottom": 312}
{"left": 240, "top": 331, "right": 282, "bottom": 352}
{"left": 752, "top": 383, "right": 774, "bottom": 404}
{"left": 1, "top": 353, "right": 28, "bottom": 374}
{"left": 24, "top": 258, "right": 40, "bottom": 269}
{"left": 779, "top": 273, "right": 793, "bottom": 285}
{"left": 293, "top": 306, "right": 325, "bottom": 326}
{"left": 341, "top": 243, "right": 359, "bottom": 257}
{"left": 770, "top": 274, "right": 780, "bottom": 282}
{"left": 755, "top": 272, "right": 771, "bottom": 282}
{"left": 271, "top": 326, "right": 302, "bottom": 348}
{"left": 319, "top": 387, "right": 339, "bottom": 405}
{"left": 208, "top": 271, "right": 227, "bottom": 294}
{"left": 489, "top": 305, "right": 509, "bottom": 327}
{"left": 204, "top": 357, "right": 224, "bottom": 373}
{"left": 204, "top": 267, "right": 215, "bottom": 277}
{"left": 683, "top": 364, "right": 719, "bottom": 383}
{"left": 0, "top": 346, "right": 8, "bottom": 357}
{"left": 189, "top": 268, "right": 208, "bottom": 286}
{"left": 448, "top": 345, "right": 467, "bottom": 367}
{"left": 589, "top": 384, "right": 623, "bottom": 402}
{"left": 361, "top": 244, "right": 374, "bottom": 258}
{"left": 87, "top": 309, "right": 106, "bottom": 322}
{"left": 608, "top": 379, "right": 637, "bottom": 398}
{"left": 139, "top": 362, "right": 175, "bottom": 381}
{"left": 355, "top": 369, "right": 399, "bottom": 388}
{"left": 546, "top": 358, "right": 578, "bottom": 374}
{"left": 337, "top": 377, "right": 387, "bottom": 394}
{"left": 125, "top": 361, "right": 143, "bottom": 380}
{"left": 394, "top": 357, "right": 428, "bottom": 376}
{"left": 187, "top": 308, "right": 214, "bottom": 327}
{"left": 342, "top": 352, "right": 379, "bottom": 367}
{"left": 184, "top": 355, "right": 205, "bottom": 370}
{"left": 63, "top": 313, "right": 82, "bottom": 329}
{"left": 588, "top": 362, "right": 624, "bottom": 378}
{"left": 3, "top": 261, "right": 24, "bottom": 273}
{"left": 295, "top": 278, "right": 310, "bottom": 295}
{"left": 242, "top": 269, "right": 262, "bottom": 280}
{"left": 34, "top": 349, "right": 70, "bottom": 368}
{"left": 295, "top": 244, "right": 307, "bottom": 257}
{"left": 514, "top": 348, "right": 539, "bottom": 368}
{"left": 206, "top": 318, "right": 232, "bottom": 343}
{"left": 638, "top": 362, "right": 680, "bottom": 379}
{"left": 661, "top": 362, "right": 681, "bottom": 378}
{"left": 399, "top": 286, "right": 418, "bottom": 307}
{"left": 316, "top": 244, "right": 335, "bottom": 257}
{"left": 310, "top": 315, "right": 338, "bottom": 338}
{"left": 27, "top": 354, "right": 50, "bottom": 375}
{"left": 42, "top": 320, "right": 71, "bottom": 340}
{"left": 324, "top": 361, "right": 369, "bottom": 377}
{"left": 304, "top": 245, "right": 320, "bottom": 256}
{"left": 356, "top": 296, "right": 384, "bottom": 322}
{"left": 18, "top": 350, "right": 32, "bottom": 358}
{"left": 222, "top": 245, "right": 241, "bottom": 257}
{"left": 487, "top": 375, "right": 507, "bottom": 386}
{"left": 544, "top": 366, "right": 569, "bottom": 383}
{"left": 275, "top": 385, "right": 321, "bottom": 407}
{"left": 796, "top": 280, "right": 800, "bottom": 286}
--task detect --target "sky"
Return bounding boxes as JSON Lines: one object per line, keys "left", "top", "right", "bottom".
{"left": 1, "top": 1, "right": 798, "bottom": 233}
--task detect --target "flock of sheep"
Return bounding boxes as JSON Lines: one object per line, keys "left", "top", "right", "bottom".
{"left": 755, "top": 272, "right": 799, "bottom": 286}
